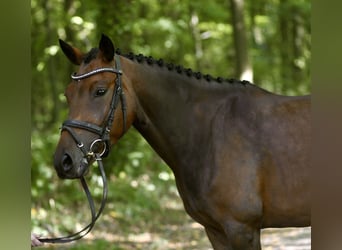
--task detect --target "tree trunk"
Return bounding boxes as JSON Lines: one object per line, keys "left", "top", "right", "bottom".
{"left": 292, "top": 7, "right": 305, "bottom": 88}
{"left": 229, "top": 0, "right": 253, "bottom": 82}
{"left": 279, "top": 0, "right": 293, "bottom": 93}
{"left": 189, "top": 11, "right": 203, "bottom": 71}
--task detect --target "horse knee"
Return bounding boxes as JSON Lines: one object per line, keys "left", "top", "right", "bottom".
{"left": 205, "top": 222, "right": 261, "bottom": 250}
{"left": 224, "top": 221, "right": 261, "bottom": 250}
{"left": 205, "top": 227, "right": 230, "bottom": 250}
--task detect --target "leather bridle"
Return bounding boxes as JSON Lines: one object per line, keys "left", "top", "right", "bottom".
{"left": 39, "top": 54, "right": 126, "bottom": 243}
{"left": 64, "top": 54, "right": 127, "bottom": 159}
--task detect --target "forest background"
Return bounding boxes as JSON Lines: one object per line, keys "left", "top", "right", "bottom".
{"left": 31, "top": 0, "right": 311, "bottom": 249}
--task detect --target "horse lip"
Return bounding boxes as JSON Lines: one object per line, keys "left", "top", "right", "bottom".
{"left": 57, "top": 171, "right": 79, "bottom": 180}
{"left": 79, "top": 158, "right": 90, "bottom": 176}
{"left": 80, "top": 166, "right": 90, "bottom": 176}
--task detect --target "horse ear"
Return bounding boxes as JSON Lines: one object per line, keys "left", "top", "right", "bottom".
{"left": 99, "top": 34, "right": 115, "bottom": 62}
{"left": 59, "top": 39, "right": 84, "bottom": 65}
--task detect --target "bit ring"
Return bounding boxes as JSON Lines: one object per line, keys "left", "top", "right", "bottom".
{"left": 89, "top": 139, "right": 107, "bottom": 157}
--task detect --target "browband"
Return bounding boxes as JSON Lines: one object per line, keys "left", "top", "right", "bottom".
{"left": 71, "top": 67, "right": 122, "bottom": 81}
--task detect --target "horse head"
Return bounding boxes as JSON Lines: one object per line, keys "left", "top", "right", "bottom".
{"left": 54, "top": 34, "right": 135, "bottom": 179}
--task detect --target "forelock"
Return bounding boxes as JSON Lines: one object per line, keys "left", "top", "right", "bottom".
{"left": 83, "top": 48, "right": 99, "bottom": 64}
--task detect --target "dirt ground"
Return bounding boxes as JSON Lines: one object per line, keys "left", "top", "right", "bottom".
{"left": 261, "top": 227, "right": 311, "bottom": 250}
{"left": 43, "top": 213, "right": 311, "bottom": 249}
{"left": 98, "top": 225, "right": 311, "bottom": 250}
{"left": 39, "top": 191, "right": 311, "bottom": 250}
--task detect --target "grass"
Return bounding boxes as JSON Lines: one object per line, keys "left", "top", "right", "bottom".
{"left": 35, "top": 199, "right": 211, "bottom": 250}
{"left": 32, "top": 166, "right": 211, "bottom": 250}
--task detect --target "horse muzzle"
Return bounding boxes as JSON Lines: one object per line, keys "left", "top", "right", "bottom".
{"left": 54, "top": 149, "right": 91, "bottom": 179}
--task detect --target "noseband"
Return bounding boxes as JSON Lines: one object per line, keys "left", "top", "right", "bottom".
{"left": 39, "top": 54, "right": 126, "bottom": 244}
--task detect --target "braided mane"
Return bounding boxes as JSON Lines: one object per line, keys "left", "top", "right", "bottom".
{"left": 115, "top": 49, "right": 251, "bottom": 86}
{"left": 82, "top": 47, "right": 251, "bottom": 86}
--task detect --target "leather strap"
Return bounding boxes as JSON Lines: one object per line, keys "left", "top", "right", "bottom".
{"left": 38, "top": 55, "right": 123, "bottom": 244}
{"left": 62, "top": 120, "right": 104, "bottom": 136}
{"left": 39, "top": 156, "right": 107, "bottom": 243}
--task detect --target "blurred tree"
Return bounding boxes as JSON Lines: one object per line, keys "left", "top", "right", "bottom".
{"left": 229, "top": 0, "right": 253, "bottom": 81}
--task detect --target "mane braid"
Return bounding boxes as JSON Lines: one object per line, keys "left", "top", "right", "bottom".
{"left": 121, "top": 50, "right": 251, "bottom": 86}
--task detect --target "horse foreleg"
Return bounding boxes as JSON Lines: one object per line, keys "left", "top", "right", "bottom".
{"left": 205, "top": 221, "right": 261, "bottom": 250}
{"left": 223, "top": 220, "right": 261, "bottom": 250}
{"left": 205, "top": 226, "right": 231, "bottom": 250}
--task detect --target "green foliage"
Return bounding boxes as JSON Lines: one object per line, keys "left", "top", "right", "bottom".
{"left": 31, "top": 0, "right": 310, "bottom": 248}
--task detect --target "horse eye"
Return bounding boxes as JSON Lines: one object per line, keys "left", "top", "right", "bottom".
{"left": 95, "top": 88, "right": 107, "bottom": 97}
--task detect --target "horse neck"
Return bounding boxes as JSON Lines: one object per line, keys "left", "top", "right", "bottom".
{"left": 122, "top": 57, "right": 257, "bottom": 174}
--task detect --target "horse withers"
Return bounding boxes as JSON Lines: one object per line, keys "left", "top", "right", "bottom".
{"left": 54, "top": 34, "right": 311, "bottom": 249}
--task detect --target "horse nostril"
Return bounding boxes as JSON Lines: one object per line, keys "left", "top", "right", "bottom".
{"left": 62, "top": 153, "right": 73, "bottom": 172}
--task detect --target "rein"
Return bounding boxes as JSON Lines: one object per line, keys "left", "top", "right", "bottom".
{"left": 39, "top": 156, "right": 107, "bottom": 243}
{"left": 39, "top": 54, "right": 126, "bottom": 244}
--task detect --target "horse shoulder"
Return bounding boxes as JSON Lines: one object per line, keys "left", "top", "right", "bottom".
{"left": 198, "top": 94, "right": 264, "bottom": 223}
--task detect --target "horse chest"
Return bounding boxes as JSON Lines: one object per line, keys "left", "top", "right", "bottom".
{"left": 179, "top": 190, "right": 214, "bottom": 227}
{"left": 174, "top": 174, "right": 217, "bottom": 227}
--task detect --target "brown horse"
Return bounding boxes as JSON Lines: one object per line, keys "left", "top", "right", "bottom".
{"left": 54, "top": 34, "right": 311, "bottom": 249}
